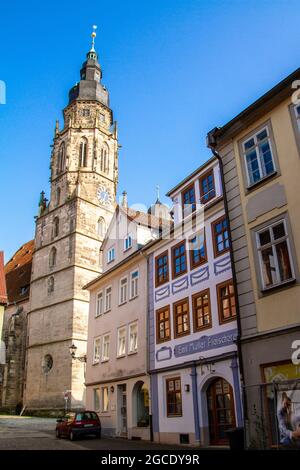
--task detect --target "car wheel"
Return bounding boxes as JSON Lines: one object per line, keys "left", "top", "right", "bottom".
{"left": 96, "top": 432, "right": 101, "bottom": 439}
{"left": 69, "top": 431, "right": 76, "bottom": 441}
{"left": 56, "top": 428, "right": 61, "bottom": 439}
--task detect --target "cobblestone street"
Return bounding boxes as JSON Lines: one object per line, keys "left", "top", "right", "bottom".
{"left": 0, "top": 415, "right": 191, "bottom": 450}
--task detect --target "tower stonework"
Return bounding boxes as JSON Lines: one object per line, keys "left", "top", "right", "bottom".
{"left": 24, "top": 38, "right": 118, "bottom": 411}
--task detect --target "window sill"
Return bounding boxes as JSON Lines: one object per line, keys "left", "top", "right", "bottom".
{"left": 104, "top": 309, "right": 111, "bottom": 314}
{"left": 166, "top": 414, "right": 183, "bottom": 418}
{"left": 116, "top": 354, "right": 126, "bottom": 359}
{"left": 119, "top": 301, "right": 127, "bottom": 307}
{"left": 156, "top": 337, "right": 171, "bottom": 344}
{"left": 129, "top": 295, "right": 138, "bottom": 302}
{"left": 155, "top": 280, "right": 169, "bottom": 289}
{"left": 128, "top": 350, "right": 138, "bottom": 356}
{"left": 101, "top": 359, "right": 109, "bottom": 363}
{"left": 92, "top": 361, "right": 100, "bottom": 366}
{"left": 95, "top": 313, "right": 103, "bottom": 318}
{"left": 246, "top": 171, "right": 278, "bottom": 192}
{"left": 214, "top": 248, "right": 230, "bottom": 259}
{"left": 219, "top": 316, "right": 237, "bottom": 325}
{"left": 261, "top": 278, "right": 296, "bottom": 295}
{"left": 123, "top": 246, "right": 132, "bottom": 253}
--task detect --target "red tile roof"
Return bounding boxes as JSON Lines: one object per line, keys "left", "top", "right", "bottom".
{"left": 0, "top": 251, "right": 7, "bottom": 305}
{"left": 5, "top": 240, "right": 34, "bottom": 304}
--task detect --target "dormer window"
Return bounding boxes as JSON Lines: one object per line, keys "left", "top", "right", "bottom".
{"left": 182, "top": 184, "right": 196, "bottom": 218}
{"left": 107, "top": 247, "right": 115, "bottom": 263}
{"left": 124, "top": 234, "right": 132, "bottom": 251}
{"left": 199, "top": 169, "right": 216, "bottom": 204}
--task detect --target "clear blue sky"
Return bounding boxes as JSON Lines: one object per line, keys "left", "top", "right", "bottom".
{"left": 1, "top": 0, "right": 300, "bottom": 262}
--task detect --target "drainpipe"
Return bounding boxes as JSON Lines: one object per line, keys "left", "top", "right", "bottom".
{"left": 206, "top": 131, "right": 249, "bottom": 423}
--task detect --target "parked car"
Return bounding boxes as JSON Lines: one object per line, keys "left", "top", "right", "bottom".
{"left": 56, "top": 410, "right": 101, "bottom": 441}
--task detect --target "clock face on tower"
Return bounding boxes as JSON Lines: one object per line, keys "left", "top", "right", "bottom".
{"left": 97, "top": 185, "right": 112, "bottom": 206}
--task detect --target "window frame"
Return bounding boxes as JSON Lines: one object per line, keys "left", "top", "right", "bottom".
{"left": 212, "top": 215, "right": 230, "bottom": 258}
{"left": 101, "top": 334, "right": 110, "bottom": 362}
{"left": 117, "top": 326, "right": 127, "bottom": 358}
{"left": 254, "top": 217, "right": 296, "bottom": 291}
{"left": 189, "top": 229, "right": 207, "bottom": 270}
{"left": 192, "top": 289, "right": 212, "bottom": 332}
{"left": 155, "top": 250, "right": 169, "bottom": 287}
{"left": 119, "top": 276, "right": 128, "bottom": 305}
{"left": 173, "top": 297, "right": 190, "bottom": 339}
{"left": 101, "top": 386, "right": 109, "bottom": 413}
{"left": 156, "top": 305, "right": 171, "bottom": 344}
{"left": 93, "top": 388, "right": 101, "bottom": 411}
{"left": 199, "top": 168, "right": 216, "bottom": 204}
{"left": 217, "top": 279, "right": 237, "bottom": 325}
{"left": 166, "top": 377, "right": 182, "bottom": 417}
{"left": 129, "top": 270, "right": 139, "bottom": 300}
{"left": 128, "top": 322, "right": 138, "bottom": 354}
{"left": 93, "top": 337, "right": 101, "bottom": 364}
{"left": 104, "top": 286, "right": 112, "bottom": 313}
{"left": 107, "top": 247, "right": 115, "bottom": 264}
{"left": 171, "top": 240, "right": 187, "bottom": 279}
{"left": 124, "top": 234, "right": 133, "bottom": 252}
{"left": 181, "top": 182, "right": 196, "bottom": 218}
{"left": 95, "top": 290, "right": 103, "bottom": 317}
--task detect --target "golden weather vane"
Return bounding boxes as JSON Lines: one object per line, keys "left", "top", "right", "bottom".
{"left": 91, "top": 25, "right": 97, "bottom": 51}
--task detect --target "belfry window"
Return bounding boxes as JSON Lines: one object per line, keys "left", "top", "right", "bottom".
{"left": 79, "top": 139, "right": 88, "bottom": 167}
{"left": 100, "top": 145, "right": 109, "bottom": 173}
{"left": 57, "top": 142, "right": 66, "bottom": 174}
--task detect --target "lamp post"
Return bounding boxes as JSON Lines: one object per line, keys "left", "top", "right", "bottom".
{"left": 69, "top": 343, "right": 87, "bottom": 363}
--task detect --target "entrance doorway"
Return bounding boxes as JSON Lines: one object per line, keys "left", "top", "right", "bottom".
{"left": 207, "top": 378, "right": 236, "bottom": 445}
{"left": 117, "top": 384, "right": 127, "bottom": 436}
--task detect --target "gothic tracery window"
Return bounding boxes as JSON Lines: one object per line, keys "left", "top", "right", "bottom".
{"left": 79, "top": 138, "right": 88, "bottom": 167}
{"left": 53, "top": 217, "right": 59, "bottom": 238}
{"left": 57, "top": 142, "right": 66, "bottom": 174}
{"left": 100, "top": 144, "right": 109, "bottom": 173}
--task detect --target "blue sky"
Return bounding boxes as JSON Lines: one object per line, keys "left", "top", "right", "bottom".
{"left": 1, "top": 0, "right": 300, "bottom": 262}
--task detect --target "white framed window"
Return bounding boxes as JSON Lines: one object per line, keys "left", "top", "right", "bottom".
{"left": 294, "top": 103, "right": 300, "bottom": 131}
{"left": 93, "top": 388, "right": 100, "bottom": 411}
{"left": 124, "top": 234, "right": 132, "bottom": 251}
{"left": 107, "top": 247, "right": 115, "bottom": 263}
{"left": 102, "top": 334, "right": 110, "bottom": 362}
{"left": 119, "top": 277, "right": 128, "bottom": 305}
{"left": 128, "top": 322, "right": 138, "bottom": 354}
{"left": 104, "top": 286, "right": 112, "bottom": 312}
{"left": 101, "top": 387, "right": 109, "bottom": 412}
{"left": 242, "top": 127, "right": 276, "bottom": 186}
{"left": 130, "top": 270, "right": 139, "bottom": 299}
{"left": 93, "top": 337, "right": 101, "bottom": 364}
{"left": 256, "top": 219, "right": 295, "bottom": 290}
{"left": 96, "top": 291, "right": 103, "bottom": 317}
{"left": 117, "top": 327, "right": 126, "bottom": 357}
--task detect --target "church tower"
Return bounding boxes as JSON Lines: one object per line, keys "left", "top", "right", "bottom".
{"left": 24, "top": 28, "right": 118, "bottom": 411}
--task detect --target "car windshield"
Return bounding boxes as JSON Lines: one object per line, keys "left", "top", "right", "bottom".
{"left": 76, "top": 412, "right": 98, "bottom": 421}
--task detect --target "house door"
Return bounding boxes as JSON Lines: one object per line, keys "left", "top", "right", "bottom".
{"left": 207, "top": 378, "right": 236, "bottom": 445}
{"left": 118, "top": 384, "right": 127, "bottom": 436}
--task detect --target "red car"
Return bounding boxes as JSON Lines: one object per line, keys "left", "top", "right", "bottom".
{"left": 56, "top": 410, "right": 101, "bottom": 441}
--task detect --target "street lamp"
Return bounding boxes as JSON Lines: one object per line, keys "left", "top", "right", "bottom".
{"left": 69, "top": 343, "right": 87, "bottom": 363}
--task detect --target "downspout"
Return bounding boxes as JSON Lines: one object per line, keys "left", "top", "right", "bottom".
{"left": 140, "top": 250, "right": 153, "bottom": 441}
{"left": 206, "top": 131, "right": 249, "bottom": 423}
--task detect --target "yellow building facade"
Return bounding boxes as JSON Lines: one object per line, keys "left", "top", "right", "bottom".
{"left": 208, "top": 68, "right": 300, "bottom": 448}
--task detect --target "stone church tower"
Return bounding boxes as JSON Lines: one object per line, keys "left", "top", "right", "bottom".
{"left": 24, "top": 30, "right": 118, "bottom": 411}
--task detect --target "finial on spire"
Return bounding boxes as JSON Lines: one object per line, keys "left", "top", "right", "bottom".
{"left": 90, "top": 25, "right": 97, "bottom": 52}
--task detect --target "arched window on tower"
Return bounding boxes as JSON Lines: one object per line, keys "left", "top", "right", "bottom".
{"left": 100, "top": 144, "right": 109, "bottom": 173}
{"left": 79, "top": 138, "right": 88, "bottom": 167}
{"left": 97, "top": 217, "right": 106, "bottom": 238}
{"left": 49, "top": 247, "right": 57, "bottom": 268}
{"left": 53, "top": 217, "right": 59, "bottom": 238}
{"left": 57, "top": 142, "right": 65, "bottom": 174}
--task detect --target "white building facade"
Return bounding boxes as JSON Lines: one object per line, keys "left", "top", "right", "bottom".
{"left": 85, "top": 205, "right": 162, "bottom": 440}
{"left": 145, "top": 157, "right": 243, "bottom": 446}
